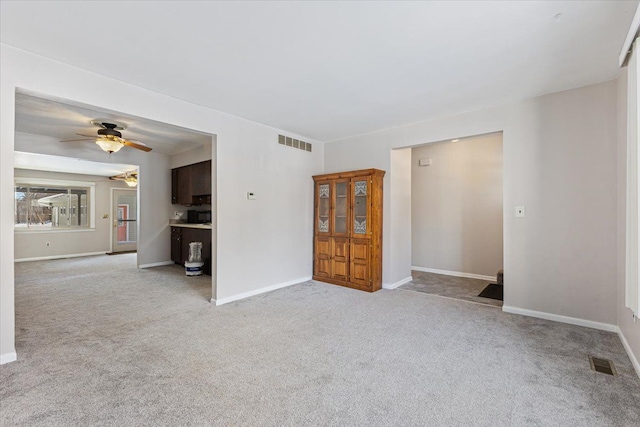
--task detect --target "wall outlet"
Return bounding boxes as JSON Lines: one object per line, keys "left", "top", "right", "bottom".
{"left": 515, "top": 206, "right": 525, "bottom": 218}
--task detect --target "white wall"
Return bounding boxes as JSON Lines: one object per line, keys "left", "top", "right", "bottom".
{"left": 389, "top": 148, "right": 412, "bottom": 286}
{"left": 14, "top": 168, "right": 130, "bottom": 260}
{"left": 411, "top": 134, "right": 503, "bottom": 277}
{"left": 617, "top": 67, "right": 640, "bottom": 371}
{"left": 170, "top": 142, "right": 213, "bottom": 169}
{"left": 0, "top": 44, "right": 324, "bottom": 363}
{"left": 325, "top": 80, "right": 618, "bottom": 328}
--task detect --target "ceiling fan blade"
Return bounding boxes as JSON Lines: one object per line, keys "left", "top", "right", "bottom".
{"left": 60, "top": 132, "right": 97, "bottom": 143}
{"left": 60, "top": 138, "right": 92, "bottom": 142}
{"left": 109, "top": 172, "right": 137, "bottom": 180}
{"left": 123, "top": 139, "right": 152, "bottom": 152}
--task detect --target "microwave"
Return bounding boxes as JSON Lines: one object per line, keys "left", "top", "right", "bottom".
{"left": 187, "top": 210, "right": 211, "bottom": 224}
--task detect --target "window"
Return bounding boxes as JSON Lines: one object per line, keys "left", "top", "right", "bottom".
{"left": 14, "top": 178, "right": 95, "bottom": 231}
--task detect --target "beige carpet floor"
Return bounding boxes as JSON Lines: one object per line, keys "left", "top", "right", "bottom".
{"left": 1, "top": 254, "right": 639, "bottom": 426}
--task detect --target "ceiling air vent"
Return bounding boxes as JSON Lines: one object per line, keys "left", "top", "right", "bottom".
{"left": 278, "top": 134, "right": 312, "bottom": 152}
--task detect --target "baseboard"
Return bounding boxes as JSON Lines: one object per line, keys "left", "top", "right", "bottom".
{"left": 15, "top": 251, "right": 106, "bottom": 263}
{"left": 411, "top": 266, "right": 494, "bottom": 282}
{"left": 139, "top": 261, "right": 175, "bottom": 269}
{"left": 383, "top": 276, "right": 413, "bottom": 290}
{"left": 616, "top": 327, "right": 640, "bottom": 379}
{"left": 502, "top": 305, "right": 618, "bottom": 332}
{"left": 0, "top": 351, "right": 17, "bottom": 364}
{"left": 215, "top": 276, "right": 312, "bottom": 306}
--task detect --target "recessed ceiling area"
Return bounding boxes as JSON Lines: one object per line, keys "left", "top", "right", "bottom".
{"left": 14, "top": 92, "right": 212, "bottom": 156}
{"left": 1, "top": 1, "right": 637, "bottom": 141}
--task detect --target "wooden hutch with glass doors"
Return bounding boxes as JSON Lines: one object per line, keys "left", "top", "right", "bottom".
{"left": 312, "top": 169, "right": 385, "bottom": 292}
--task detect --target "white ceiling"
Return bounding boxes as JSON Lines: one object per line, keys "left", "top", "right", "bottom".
{"left": 14, "top": 93, "right": 212, "bottom": 156}
{"left": 15, "top": 151, "right": 137, "bottom": 177}
{"left": 1, "top": 1, "right": 638, "bottom": 142}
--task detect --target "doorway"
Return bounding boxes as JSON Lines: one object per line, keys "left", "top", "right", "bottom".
{"left": 112, "top": 188, "right": 137, "bottom": 253}
{"left": 399, "top": 132, "right": 504, "bottom": 307}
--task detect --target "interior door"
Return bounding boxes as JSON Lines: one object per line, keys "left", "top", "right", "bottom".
{"left": 112, "top": 188, "right": 137, "bottom": 253}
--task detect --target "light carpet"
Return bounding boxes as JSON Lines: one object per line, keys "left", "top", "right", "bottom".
{"left": 1, "top": 254, "right": 639, "bottom": 426}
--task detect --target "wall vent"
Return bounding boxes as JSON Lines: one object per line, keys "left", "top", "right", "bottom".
{"left": 278, "top": 134, "right": 312, "bottom": 152}
{"left": 589, "top": 356, "right": 617, "bottom": 376}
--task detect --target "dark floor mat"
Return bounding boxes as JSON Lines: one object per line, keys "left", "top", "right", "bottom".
{"left": 478, "top": 283, "right": 503, "bottom": 301}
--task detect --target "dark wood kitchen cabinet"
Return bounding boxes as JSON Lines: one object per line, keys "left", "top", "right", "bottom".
{"left": 170, "top": 226, "right": 212, "bottom": 276}
{"left": 171, "top": 160, "right": 212, "bottom": 205}
{"left": 170, "top": 226, "right": 185, "bottom": 263}
{"left": 191, "top": 160, "right": 211, "bottom": 197}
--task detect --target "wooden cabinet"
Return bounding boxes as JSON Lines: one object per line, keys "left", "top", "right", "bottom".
{"left": 176, "top": 166, "right": 193, "bottom": 205}
{"left": 170, "top": 226, "right": 212, "bottom": 276}
{"left": 191, "top": 160, "right": 211, "bottom": 197}
{"left": 171, "top": 226, "right": 184, "bottom": 263}
{"left": 171, "top": 160, "right": 212, "bottom": 206}
{"left": 312, "top": 169, "right": 385, "bottom": 292}
{"left": 171, "top": 169, "right": 179, "bottom": 204}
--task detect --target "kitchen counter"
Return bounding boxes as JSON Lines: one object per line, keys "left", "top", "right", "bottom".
{"left": 169, "top": 222, "right": 212, "bottom": 230}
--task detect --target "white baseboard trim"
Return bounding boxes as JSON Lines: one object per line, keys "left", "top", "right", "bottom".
{"left": 502, "top": 305, "right": 618, "bottom": 332}
{"left": 139, "top": 261, "right": 175, "bottom": 269}
{"left": 411, "top": 266, "right": 495, "bottom": 282}
{"left": 15, "top": 251, "right": 106, "bottom": 263}
{"left": 215, "top": 276, "right": 312, "bottom": 306}
{"left": 617, "top": 327, "right": 640, "bottom": 379}
{"left": 0, "top": 351, "right": 17, "bottom": 364}
{"left": 383, "top": 276, "right": 413, "bottom": 290}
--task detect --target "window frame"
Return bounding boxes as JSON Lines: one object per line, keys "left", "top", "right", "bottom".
{"left": 14, "top": 177, "right": 96, "bottom": 232}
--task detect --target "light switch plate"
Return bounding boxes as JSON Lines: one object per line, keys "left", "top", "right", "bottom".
{"left": 247, "top": 192, "right": 256, "bottom": 200}
{"left": 515, "top": 206, "right": 525, "bottom": 217}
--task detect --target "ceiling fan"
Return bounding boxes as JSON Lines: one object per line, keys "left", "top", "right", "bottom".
{"left": 61, "top": 119, "right": 152, "bottom": 154}
{"left": 109, "top": 171, "right": 138, "bottom": 187}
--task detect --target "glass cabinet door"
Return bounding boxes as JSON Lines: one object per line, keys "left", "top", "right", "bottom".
{"left": 352, "top": 178, "right": 369, "bottom": 236}
{"left": 317, "top": 182, "right": 330, "bottom": 234}
{"left": 333, "top": 179, "right": 350, "bottom": 236}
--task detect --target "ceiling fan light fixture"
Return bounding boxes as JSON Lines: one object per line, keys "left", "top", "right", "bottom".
{"left": 95, "top": 137, "right": 123, "bottom": 154}
{"left": 124, "top": 173, "right": 138, "bottom": 187}
{"left": 124, "top": 177, "right": 138, "bottom": 187}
